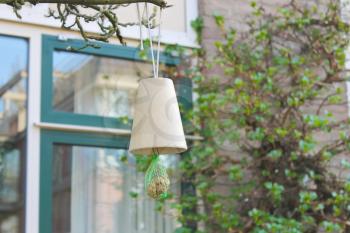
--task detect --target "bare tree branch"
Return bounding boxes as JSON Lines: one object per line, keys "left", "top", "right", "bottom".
{"left": 2, "top": 0, "right": 167, "bottom": 44}
{"left": 1, "top": 0, "right": 167, "bottom": 7}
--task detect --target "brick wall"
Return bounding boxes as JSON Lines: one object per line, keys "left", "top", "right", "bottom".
{"left": 199, "top": 0, "right": 288, "bottom": 54}
{"left": 198, "top": 0, "right": 349, "bottom": 170}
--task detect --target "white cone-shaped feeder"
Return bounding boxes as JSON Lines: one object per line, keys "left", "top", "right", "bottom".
{"left": 129, "top": 77, "right": 187, "bottom": 155}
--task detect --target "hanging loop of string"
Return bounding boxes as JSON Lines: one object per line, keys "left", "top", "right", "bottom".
{"left": 136, "top": 3, "right": 144, "bottom": 50}
{"left": 156, "top": 9, "right": 162, "bottom": 78}
{"left": 145, "top": 3, "right": 162, "bottom": 79}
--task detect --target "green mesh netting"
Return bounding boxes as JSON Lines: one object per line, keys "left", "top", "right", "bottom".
{"left": 145, "top": 154, "right": 170, "bottom": 199}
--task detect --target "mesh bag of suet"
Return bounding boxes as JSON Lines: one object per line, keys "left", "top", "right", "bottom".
{"left": 145, "top": 155, "right": 170, "bottom": 199}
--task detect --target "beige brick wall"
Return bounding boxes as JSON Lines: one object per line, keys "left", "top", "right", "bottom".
{"left": 198, "top": 0, "right": 350, "bottom": 198}
{"left": 198, "top": 0, "right": 350, "bottom": 149}
{"left": 198, "top": 0, "right": 331, "bottom": 51}
{"left": 199, "top": 0, "right": 287, "bottom": 54}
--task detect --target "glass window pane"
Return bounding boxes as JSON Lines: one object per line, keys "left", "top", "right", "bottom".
{"left": 0, "top": 35, "right": 28, "bottom": 233}
{"left": 52, "top": 144, "right": 179, "bottom": 233}
{"left": 53, "top": 51, "right": 163, "bottom": 119}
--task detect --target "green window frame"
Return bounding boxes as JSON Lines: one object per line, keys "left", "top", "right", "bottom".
{"left": 39, "top": 130, "right": 130, "bottom": 233}
{"left": 41, "top": 35, "right": 181, "bottom": 129}
{"left": 39, "top": 35, "right": 194, "bottom": 233}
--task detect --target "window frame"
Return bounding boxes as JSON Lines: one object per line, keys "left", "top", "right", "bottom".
{"left": 39, "top": 129, "right": 130, "bottom": 233}
{"left": 0, "top": 33, "right": 29, "bottom": 233}
{"left": 39, "top": 35, "right": 194, "bottom": 233}
{"left": 41, "top": 35, "right": 179, "bottom": 129}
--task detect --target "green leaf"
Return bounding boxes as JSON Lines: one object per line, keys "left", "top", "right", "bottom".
{"left": 321, "top": 221, "right": 342, "bottom": 232}
{"left": 341, "top": 159, "right": 350, "bottom": 169}
{"left": 267, "top": 150, "right": 283, "bottom": 160}
{"left": 299, "top": 140, "right": 315, "bottom": 153}
{"left": 213, "top": 12, "right": 225, "bottom": 28}
{"left": 191, "top": 17, "right": 204, "bottom": 43}
{"left": 229, "top": 165, "right": 243, "bottom": 181}
{"left": 129, "top": 191, "right": 138, "bottom": 199}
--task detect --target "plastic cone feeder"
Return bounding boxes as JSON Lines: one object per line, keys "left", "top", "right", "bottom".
{"left": 129, "top": 78, "right": 187, "bottom": 155}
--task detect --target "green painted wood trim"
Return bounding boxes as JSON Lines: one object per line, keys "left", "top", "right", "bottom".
{"left": 41, "top": 36, "right": 54, "bottom": 124}
{"left": 174, "top": 77, "right": 193, "bottom": 134}
{"left": 39, "top": 129, "right": 130, "bottom": 233}
{"left": 43, "top": 35, "right": 179, "bottom": 65}
{"left": 175, "top": 77, "right": 193, "bottom": 110}
{"left": 39, "top": 130, "right": 53, "bottom": 233}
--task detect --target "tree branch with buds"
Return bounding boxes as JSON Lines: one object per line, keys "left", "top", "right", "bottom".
{"left": 1, "top": 0, "right": 167, "bottom": 43}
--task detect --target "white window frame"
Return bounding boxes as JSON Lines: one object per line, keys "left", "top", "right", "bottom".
{"left": 0, "top": 0, "right": 198, "bottom": 48}
{"left": 0, "top": 21, "right": 41, "bottom": 233}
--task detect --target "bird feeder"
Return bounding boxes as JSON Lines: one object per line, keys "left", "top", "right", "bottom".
{"left": 129, "top": 77, "right": 187, "bottom": 155}
{"left": 128, "top": 2, "right": 188, "bottom": 199}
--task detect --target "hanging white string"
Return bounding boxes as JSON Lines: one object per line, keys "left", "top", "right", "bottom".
{"left": 145, "top": 3, "right": 157, "bottom": 78}
{"left": 155, "top": 8, "right": 162, "bottom": 78}
{"left": 145, "top": 3, "right": 162, "bottom": 79}
{"left": 136, "top": 3, "right": 144, "bottom": 50}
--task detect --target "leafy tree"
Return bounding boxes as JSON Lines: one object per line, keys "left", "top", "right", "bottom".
{"left": 158, "top": 1, "right": 350, "bottom": 232}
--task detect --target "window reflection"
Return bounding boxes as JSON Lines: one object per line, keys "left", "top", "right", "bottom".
{"left": 53, "top": 51, "right": 164, "bottom": 119}
{"left": 0, "top": 35, "right": 28, "bottom": 233}
{"left": 52, "top": 145, "right": 179, "bottom": 233}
